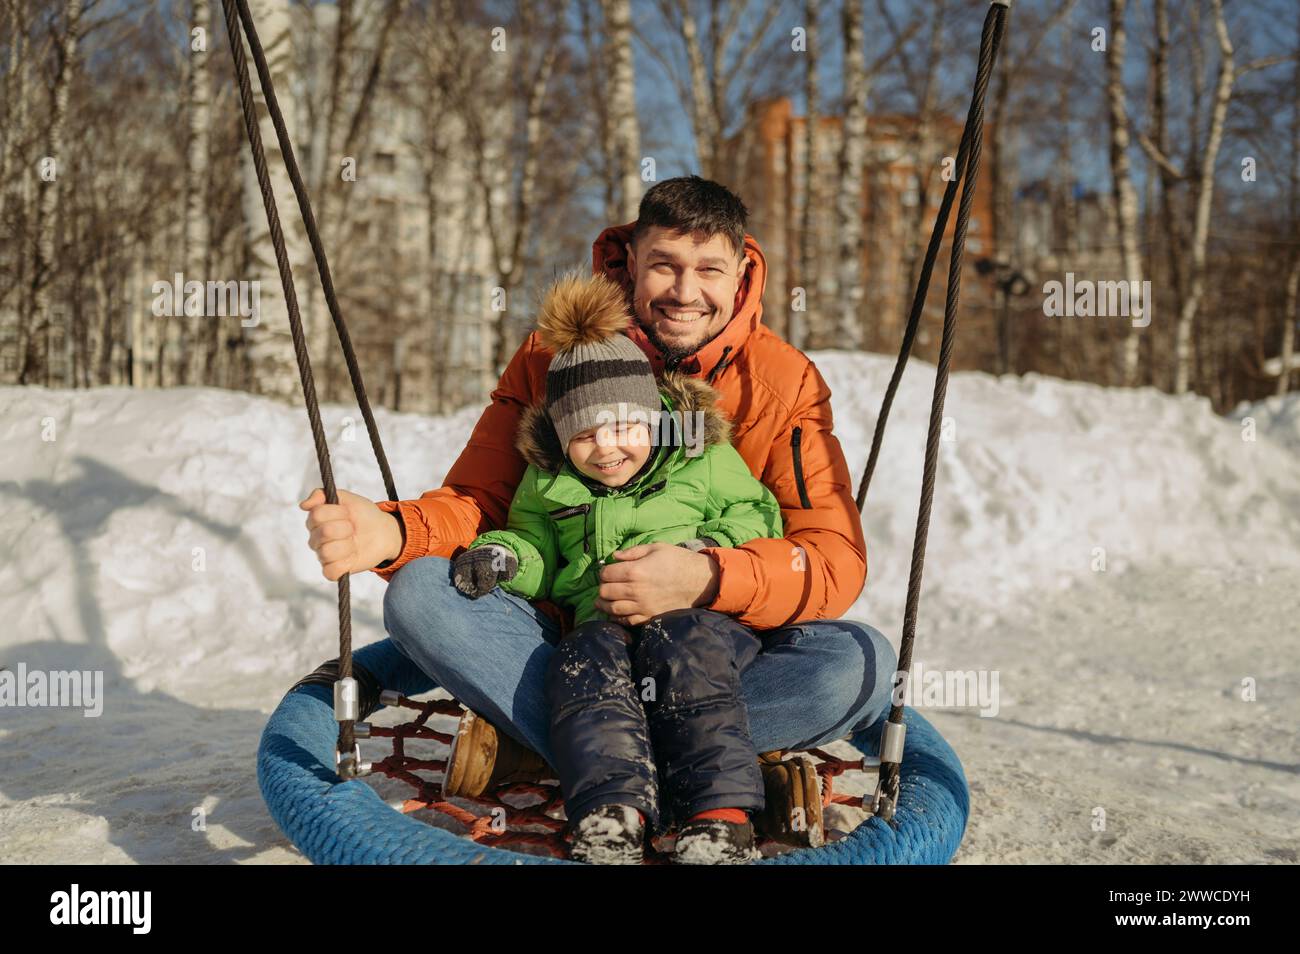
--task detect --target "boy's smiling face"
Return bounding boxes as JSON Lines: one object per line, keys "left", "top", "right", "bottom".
{"left": 567, "top": 422, "right": 653, "bottom": 487}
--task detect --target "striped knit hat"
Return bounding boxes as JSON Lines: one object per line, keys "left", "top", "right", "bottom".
{"left": 536, "top": 272, "right": 661, "bottom": 452}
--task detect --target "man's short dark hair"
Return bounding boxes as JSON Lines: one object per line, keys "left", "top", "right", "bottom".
{"left": 630, "top": 176, "right": 750, "bottom": 260}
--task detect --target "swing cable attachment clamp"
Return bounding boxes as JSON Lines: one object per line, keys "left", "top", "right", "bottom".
{"left": 334, "top": 676, "right": 359, "bottom": 722}
{"left": 335, "top": 743, "right": 372, "bottom": 778}
{"left": 869, "top": 720, "right": 906, "bottom": 821}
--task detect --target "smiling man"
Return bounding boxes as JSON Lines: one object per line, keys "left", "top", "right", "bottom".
{"left": 632, "top": 233, "right": 736, "bottom": 363}
{"left": 298, "top": 175, "right": 897, "bottom": 854}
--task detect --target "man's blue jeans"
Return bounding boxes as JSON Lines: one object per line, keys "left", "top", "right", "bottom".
{"left": 381, "top": 555, "right": 898, "bottom": 768}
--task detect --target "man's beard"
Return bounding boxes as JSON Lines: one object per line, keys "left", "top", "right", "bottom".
{"left": 638, "top": 311, "right": 723, "bottom": 369}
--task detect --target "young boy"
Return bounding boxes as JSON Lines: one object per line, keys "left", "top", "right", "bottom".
{"left": 450, "top": 272, "right": 783, "bottom": 864}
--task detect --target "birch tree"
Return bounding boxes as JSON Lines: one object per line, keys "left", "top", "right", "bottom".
{"left": 832, "top": 0, "right": 867, "bottom": 350}
{"left": 0, "top": 0, "right": 33, "bottom": 382}
{"left": 1132, "top": 0, "right": 1289, "bottom": 393}
{"left": 0, "top": 0, "right": 31, "bottom": 231}
{"left": 21, "top": 0, "right": 83, "bottom": 385}
{"left": 461, "top": 0, "right": 562, "bottom": 375}
{"left": 1105, "top": 0, "right": 1143, "bottom": 386}
{"left": 796, "top": 0, "right": 823, "bottom": 350}
{"left": 182, "top": 0, "right": 211, "bottom": 386}
{"left": 304, "top": 0, "right": 406, "bottom": 400}
{"left": 811, "top": 0, "right": 916, "bottom": 349}
{"left": 1149, "top": 0, "right": 1184, "bottom": 388}
{"left": 239, "top": 0, "right": 309, "bottom": 401}
{"left": 1173, "top": 0, "right": 1232, "bottom": 396}
{"left": 577, "top": 0, "right": 641, "bottom": 226}
{"left": 603, "top": 0, "right": 641, "bottom": 224}
{"left": 879, "top": 0, "right": 944, "bottom": 343}
{"left": 408, "top": 0, "right": 461, "bottom": 412}
{"left": 1277, "top": 6, "right": 1300, "bottom": 396}
{"left": 306, "top": 0, "right": 355, "bottom": 387}
{"left": 579, "top": 0, "right": 617, "bottom": 225}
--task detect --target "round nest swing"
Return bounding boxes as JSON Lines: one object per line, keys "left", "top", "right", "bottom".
{"left": 221, "top": 0, "right": 1010, "bottom": 866}
{"left": 257, "top": 638, "right": 970, "bottom": 865}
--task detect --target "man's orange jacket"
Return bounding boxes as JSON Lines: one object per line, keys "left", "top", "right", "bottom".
{"left": 372, "top": 222, "right": 867, "bottom": 630}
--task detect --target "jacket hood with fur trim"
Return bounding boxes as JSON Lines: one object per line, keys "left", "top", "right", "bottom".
{"left": 514, "top": 369, "right": 732, "bottom": 475}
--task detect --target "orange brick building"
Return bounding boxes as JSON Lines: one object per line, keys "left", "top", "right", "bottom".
{"left": 722, "top": 97, "right": 999, "bottom": 368}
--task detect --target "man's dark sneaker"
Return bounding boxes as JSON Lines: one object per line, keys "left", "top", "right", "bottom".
{"left": 567, "top": 804, "right": 646, "bottom": 865}
{"left": 672, "top": 816, "right": 761, "bottom": 865}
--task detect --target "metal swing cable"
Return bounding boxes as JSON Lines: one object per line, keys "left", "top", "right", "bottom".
{"left": 856, "top": 7, "right": 1004, "bottom": 510}
{"left": 866, "top": 1, "right": 1009, "bottom": 823}
{"left": 222, "top": 0, "right": 398, "bottom": 504}
{"left": 220, "top": 0, "right": 398, "bottom": 777}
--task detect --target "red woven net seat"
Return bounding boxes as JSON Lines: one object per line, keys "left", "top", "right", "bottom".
{"left": 361, "top": 690, "right": 874, "bottom": 862}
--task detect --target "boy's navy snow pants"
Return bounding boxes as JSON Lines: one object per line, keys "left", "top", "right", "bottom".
{"left": 544, "top": 606, "right": 765, "bottom": 835}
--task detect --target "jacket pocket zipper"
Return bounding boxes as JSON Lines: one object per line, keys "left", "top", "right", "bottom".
{"left": 790, "top": 427, "right": 813, "bottom": 509}
{"left": 548, "top": 503, "right": 592, "bottom": 553}
{"left": 637, "top": 479, "right": 667, "bottom": 500}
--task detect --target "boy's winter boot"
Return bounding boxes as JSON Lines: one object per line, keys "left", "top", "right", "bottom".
{"left": 442, "top": 708, "right": 552, "bottom": 798}
{"left": 567, "top": 804, "right": 646, "bottom": 864}
{"left": 672, "top": 814, "right": 760, "bottom": 865}
{"left": 753, "top": 752, "right": 825, "bottom": 848}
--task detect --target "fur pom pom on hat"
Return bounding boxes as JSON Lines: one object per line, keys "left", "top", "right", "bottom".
{"left": 535, "top": 272, "right": 662, "bottom": 453}
{"left": 536, "top": 273, "right": 632, "bottom": 351}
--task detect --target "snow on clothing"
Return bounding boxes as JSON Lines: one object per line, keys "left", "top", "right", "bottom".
{"left": 372, "top": 220, "right": 868, "bottom": 632}
{"left": 545, "top": 607, "right": 768, "bottom": 835}
{"left": 454, "top": 279, "right": 783, "bottom": 839}
{"left": 458, "top": 368, "right": 781, "bottom": 836}
{"left": 469, "top": 369, "right": 784, "bottom": 627}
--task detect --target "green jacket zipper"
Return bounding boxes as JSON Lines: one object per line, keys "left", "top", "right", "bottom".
{"left": 637, "top": 479, "right": 667, "bottom": 500}
{"left": 790, "top": 426, "right": 813, "bottom": 509}
{"left": 548, "top": 503, "right": 592, "bottom": 553}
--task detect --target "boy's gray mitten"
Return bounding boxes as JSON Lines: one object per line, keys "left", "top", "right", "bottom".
{"left": 676, "top": 536, "right": 720, "bottom": 552}
{"left": 452, "top": 544, "right": 519, "bottom": 598}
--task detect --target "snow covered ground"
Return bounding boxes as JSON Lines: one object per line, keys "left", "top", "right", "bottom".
{"left": 1, "top": 353, "right": 1297, "bottom": 864}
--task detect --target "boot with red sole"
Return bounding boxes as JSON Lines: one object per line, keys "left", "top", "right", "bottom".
{"left": 442, "top": 708, "right": 553, "bottom": 798}
{"left": 752, "top": 752, "right": 825, "bottom": 848}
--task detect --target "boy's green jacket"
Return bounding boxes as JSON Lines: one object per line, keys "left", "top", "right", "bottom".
{"left": 470, "top": 371, "right": 784, "bottom": 626}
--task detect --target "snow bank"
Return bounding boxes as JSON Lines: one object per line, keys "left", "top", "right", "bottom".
{"left": 1230, "top": 391, "right": 1300, "bottom": 454}
{"left": 0, "top": 385, "right": 484, "bottom": 703}
{"left": 2, "top": 356, "right": 1297, "bottom": 864}
{"left": 2, "top": 356, "right": 1297, "bottom": 694}
{"left": 814, "top": 355, "right": 1300, "bottom": 634}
